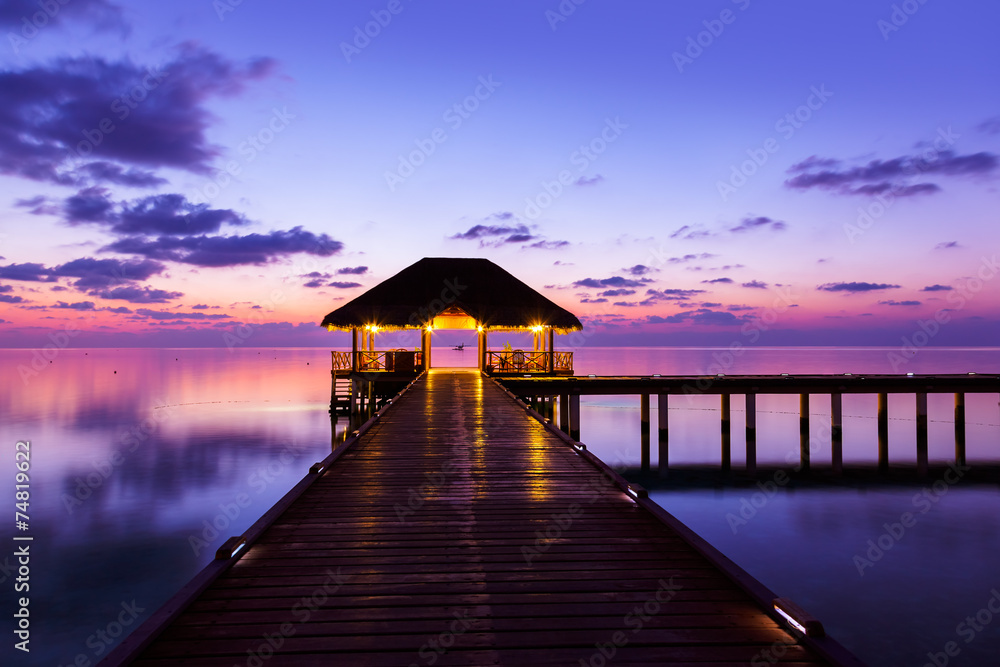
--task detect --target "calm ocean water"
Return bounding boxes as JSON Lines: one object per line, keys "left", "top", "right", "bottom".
{"left": 1, "top": 346, "right": 998, "bottom": 666}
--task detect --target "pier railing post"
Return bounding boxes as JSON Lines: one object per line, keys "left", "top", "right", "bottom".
{"left": 877, "top": 392, "right": 889, "bottom": 473}
{"left": 720, "top": 394, "right": 731, "bottom": 472}
{"left": 955, "top": 392, "right": 966, "bottom": 467}
{"left": 657, "top": 394, "right": 668, "bottom": 478}
{"left": 559, "top": 394, "right": 570, "bottom": 434}
{"left": 640, "top": 393, "right": 650, "bottom": 473}
{"left": 831, "top": 393, "right": 843, "bottom": 476}
{"left": 569, "top": 394, "right": 580, "bottom": 441}
{"left": 799, "top": 393, "right": 810, "bottom": 472}
{"left": 916, "top": 392, "right": 928, "bottom": 476}
{"left": 745, "top": 393, "right": 756, "bottom": 476}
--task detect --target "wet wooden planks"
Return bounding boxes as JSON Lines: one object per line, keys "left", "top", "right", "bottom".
{"left": 130, "top": 369, "right": 835, "bottom": 666}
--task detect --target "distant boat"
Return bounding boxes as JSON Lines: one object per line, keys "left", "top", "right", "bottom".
{"left": 453, "top": 343, "right": 465, "bottom": 350}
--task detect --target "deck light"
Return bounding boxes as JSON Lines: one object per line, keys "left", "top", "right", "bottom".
{"left": 773, "top": 598, "right": 825, "bottom": 637}
{"left": 906, "top": 372, "right": 914, "bottom": 376}
{"left": 717, "top": 373, "right": 725, "bottom": 378}
{"left": 968, "top": 372, "right": 976, "bottom": 375}
{"left": 587, "top": 374, "right": 596, "bottom": 378}
{"left": 215, "top": 536, "right": 246, "bottom": 560}
{"left": 652, "top": 374, "right": 661, "bottom": 377}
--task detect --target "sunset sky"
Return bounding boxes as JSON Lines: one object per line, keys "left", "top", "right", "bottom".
{"left": 1, "top": 0, "right": 998, "bottom": 347}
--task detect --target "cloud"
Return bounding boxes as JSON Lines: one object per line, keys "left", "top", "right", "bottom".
{"left": 647, "top": 309, "right": 745, "bottom": 326}
{"left": 191, "top": 304, "right": 210, "bottom": 309}
{"left": 935, "top": 241, "right": 960, "bottom": 250}
{"left": 327, "top": 281, "right": 362, "bottom": 289}
{"left": 613, "top": 301, "right": 636, "bottom": 307}
{"left": 662, "top": 253, "right": 716, "bottom": 265}
{"left": 624, "top": 264, "right": 657, "bottom": 275}
{"left": 51, "top": 256, "right": 166, "bottom": 288}
{"left": 0, "top": 262, "right": 57, "bottom": 282}
{"left": 643, "top": 288, "right": 707, "bottom": 301}
{"left": 598, "top": 289, "right": 635, "bottom": 297}
{"left": 0, "top": 294, "right": 24, "bottom": 303}
{"left": 53, "top": 300, "right": 96, "bottom": 310}
{"left": 135, "top": 308, "right": 231, "bottom": 321}
{"left": 337, "top": 266, "right": 368, "bottom": 275}
{"left": 817, "top": 282, "right": 901, "bottom": 292}
{"left": 88, "top": 285, "right": 184, "bottom": 303}
{"left": 0, "top": 44, "right": 276, "bottom": 186}
{"left": 0, "top": 0, "right": 126, "bottom": 32}
{"left": 879, "top": 300, "right": 922, "bottom": 306}
{"left": 450, "top": 220, "right": 539, "bottom": 247}
{"left": 63, "top": 188, "right": 248, "bottom": 235}
{"left": 921, "top": 284, "right": 953, "bottom": 292}
{"left": 701, "top": 277, "right": 733, "bottom": 284}
{"left": 730, "top": 216, "right": 786, "bottom": 233}
{"left": 785, "top": 149, "right": 998, "bottom": 197}
{"left": 579, "top": 297, "right": 608, "bottom": 304}
{"left": 977, "top": 117, "right": 1000, "bottom": 135}
{"left": 669, "top": 224, "right": 712, "bottom": 240}
{"left": 525, "top": 239, "right": 569, "bottom": 250}
{"left": 106, "top": 306, "right": 133, "bottom": 314}
{"left": 104, "top": 227, "right": 342, "bottom": 267}
{"left": 742, "top": 280, "right": 768, "bottom": 289}
{"left": 573, "top": 276, "right": 647, "bottom": 289}
{"left": 575, "top": 174, "right": 604, "bottom": 186}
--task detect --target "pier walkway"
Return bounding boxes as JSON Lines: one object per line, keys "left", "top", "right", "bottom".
{"left": 117, "top": 369, "right": 860, "bottom": 666}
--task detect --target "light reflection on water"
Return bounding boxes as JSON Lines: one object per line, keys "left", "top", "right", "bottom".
{"left": 0, "top": 346, "right": 996, "bottom": 665}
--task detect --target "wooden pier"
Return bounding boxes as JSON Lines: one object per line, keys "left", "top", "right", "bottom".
{"left": 103, "top": 369, "right": 862, "bottom": 666}
{"left": 499, "top": 374, "right": 1000, "bottom": 478}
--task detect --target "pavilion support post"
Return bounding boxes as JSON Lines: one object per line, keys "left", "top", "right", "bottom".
{"left": 559, "top": 394, "right": 570, "bottom": 434}
{"left": 569, "top": 394, "right": 581, "bottom": 441}
{"left": 547, "top": 329, "right": 555, "bottom": 373}
{"left": 721, "top": 394, "right": 731, "bottom": 472}
{"left": 954, "top": 392, "right": 966, "bottom": 467}
{"left": 657, "top": 394, "right": 669, "bottom": 478}
{"left": 745, "top": 393, "right": 757, "bottom": 476}
{"left": 799, "top": 394, "right": 810, "bottom": 472}
{"left": 916, "top": 392, "right": 929, "bottom": 476}
{"left": 878, "top": 392, "right": 889, "bottom": 473}
{"left": 478, "top": 329, "right": 487, "bottom": 371}
{"left": 351, "top": 327, "right": 358, "bottom": 372}
{"left": 640, "top": 393, "right": 650, "bottom": 473}
{"left": 831, "top": 393, "right": 843, "bottom": 476}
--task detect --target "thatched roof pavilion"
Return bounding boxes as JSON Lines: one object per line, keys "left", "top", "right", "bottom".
{"left": 320, "top": 257, "right": 581, "bottom": 374}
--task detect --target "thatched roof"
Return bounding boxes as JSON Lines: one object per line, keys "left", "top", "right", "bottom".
{"left": 320, "top": 257, "right": 583, "bottom": 332}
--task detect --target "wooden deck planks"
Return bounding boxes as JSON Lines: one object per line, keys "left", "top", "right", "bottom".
{"left": 128, "top": 369, "right": 839, "bottom": 666}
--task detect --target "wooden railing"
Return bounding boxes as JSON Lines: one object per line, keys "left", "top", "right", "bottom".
{"left": 331, "top": 351, "right": 352, "bottom": 372}
{"left": 350, "top": 350, "right": 423, "bottom": 373}
{"left": 486, "top": 350, "right": 573, "bottom": 374}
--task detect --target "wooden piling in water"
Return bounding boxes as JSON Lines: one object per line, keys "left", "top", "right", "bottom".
{"left": 720, "top": 393, "right": 731, "bottom": 472}
{"left": 877, "top": 392, "right": 889, "bottom": 473}
{"left": 559, "top": 394, "right": 570, "bottom": 434}
{"left": 658, "top": 393, "right": 669, "bottom": 478}
{"left": 916, "top": 392, "right": 928, "bottom": 476}
{"left": 640, "top": 393, "right": 650, "bottom": 472}
{"left": 569, "top": 393, "right": 580, "bottom": 441}
{"left": 745, "top": 393, "right": 756, "bottom": 475}
{"left": 799, "top": 393, "right": 810, "bottom": 472}
{"left": 831, "top": 393, "right": 843, "bottom": 476}
{"left": 955, "top": 392, "right": 966, "bottom": 466}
